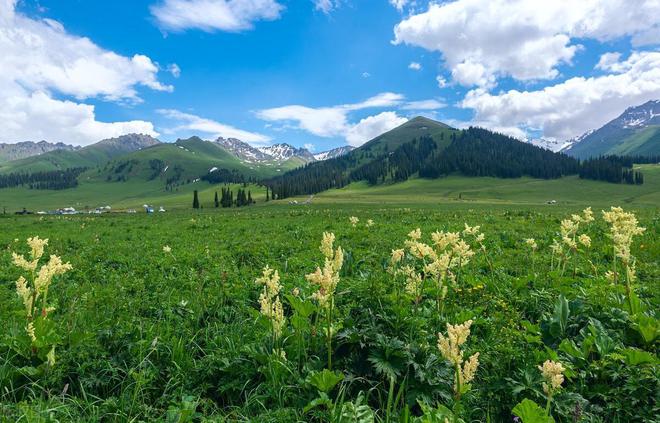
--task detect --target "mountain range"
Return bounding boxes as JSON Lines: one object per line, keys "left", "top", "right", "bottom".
{"left": 562, "top": 100, "right": 660, "bottom": 159}
{"left": 0, "top": 141, "right": 79, "bottom": 163}
{"left": 0, "top": 101, "right": 656, "bottom": 209}
{"left": 531, "top": 100, "right": 660, "bottom": 158}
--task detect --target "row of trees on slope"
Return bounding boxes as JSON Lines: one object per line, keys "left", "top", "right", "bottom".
{"left": 266, "top": 127, "right": 644, "bottom": 199}
{"left": 0, "top": 168, "right": 86, "bottom": 190}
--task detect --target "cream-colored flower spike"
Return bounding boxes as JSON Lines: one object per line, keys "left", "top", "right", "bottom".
{"left": 437, "top": 319, "right": 480, "bottom": 396}
{"left": 256, "top": 266, "right": 285, "bottom": 338}
{"left": 307, "top": 232, "right": 343, "bottom": 308}
{"left": 538, "top": 360, "right": 565, "bottom": 396}
{"left": 525, "top": 238, "right": 538, "bottom": 250}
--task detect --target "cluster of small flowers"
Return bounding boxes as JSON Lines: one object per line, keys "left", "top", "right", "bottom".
{"left": 12, "top": 236, "right": 72, "bottom": 367}
{"left": 13, "top": 237, "right": 72, "bottom": 320}
{"left": 525, "top": 238, "right": 538, "bottom": 251}
{"left": 602, "top": 206, "right": 646, "bottom": 283}
{"left": 437, "top": 320, "right": 480, "bottom": 392}
{"left": 538, "top": 360, "right": 565, "bottom": 396}
{"left": 394, "top": 225, "right": 480, "bottom": 298}
{"left": 255, "top": 266, "right": 285, "bottom": 338}
{"left": 306, "top": 232, "right": 344, "bottom": 308}
{"left": 559, "top": 207, "right": 594, "bottom": 251}
{"left": 349, "top": 216, "right": 359, "bottom": 227}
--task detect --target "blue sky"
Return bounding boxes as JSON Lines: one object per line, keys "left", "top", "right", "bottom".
{"left": 2, "top": 0, "right": 659, "bottom": 150}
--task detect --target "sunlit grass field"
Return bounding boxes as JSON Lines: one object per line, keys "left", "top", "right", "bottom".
{"left": 1, "top": 164, "right": 658, "bottom": 212}
{"left": 1, "top": 200, "right": 658, "bottom": 422}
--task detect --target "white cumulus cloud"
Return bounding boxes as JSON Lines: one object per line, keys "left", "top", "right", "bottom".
{"left": 151, "top": 0, "right": 284, "bottom": 32}
{"left": 461, "top": 51, "right": 660, "bottom": 141}
{"left": 408, "top": 62, "right": 422, "bottom": 71}
{"left": 257, "top": 93, "right": 408, "bottom": 146}
{"left": 0, "top": 0, "right": 169, "bottom": 145}
{"left": 157, "top": 109, "right": 270, "bottom": 144}
{"left": 346, "top": 112, "right": 408, "bottom": 147}
{"left": 393, "top": 0, "right": 660, "bottom": 88}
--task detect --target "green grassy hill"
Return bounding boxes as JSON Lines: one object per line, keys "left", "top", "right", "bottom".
{"left": 352, "top": 116, "right": 455, "bottom": 164}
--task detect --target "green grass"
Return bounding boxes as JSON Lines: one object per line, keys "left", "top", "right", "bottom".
{"left": 0, "top": 202, "right": 657, "bottom": 421}
{"left": 2, "top": 164, "right": 658, "bottom": 212}
{"left": 287, "top": 164, "right": 660, "bottom": 207}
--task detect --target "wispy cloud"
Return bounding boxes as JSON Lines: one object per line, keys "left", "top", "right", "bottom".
{"left": 157, "top": 109, "right": 271, "bottom": 144}
{"left": 151, "top": 0, "right": 284, "bottom": 32}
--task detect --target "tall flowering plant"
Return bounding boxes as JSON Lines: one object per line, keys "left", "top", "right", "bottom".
{"left": 437, "top": 320, "right": 480, "bottom": 401}
{"left": 255, "top": 266, "right": 285, "bottom": 347}
{"left": 306, "top": 232, "right": 343, "bottom": 370}
{"left": 12, "top": 236, "right": 72, "bottom": 367}
{"left": 602, "top": 207, "right": 645, "bottom": 310}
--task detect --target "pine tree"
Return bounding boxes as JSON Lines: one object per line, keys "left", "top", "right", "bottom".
{"left": 214, "top": 191, "right": 219, "bottom": 208}
{"left": 265, "top": 186, "right": 270, "bottom": 202}
{"left": 248, "top": 190, "right": 253, "bottom": 204}
{"left": 192, "top": 190, "right": 200, "bottom": 209}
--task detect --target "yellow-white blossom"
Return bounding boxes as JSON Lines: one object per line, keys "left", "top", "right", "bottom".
{"left": 349, "top": 216, "right": 359, "bottom": 227}
{"left": 256, "top": 266, "right": 285, "bottom": 338}
{"left": 399, "top": 265, "right": 422, "bottom": 296}
{"left": 391, "top": 249, "right": 405, "bottom": 265}
{"left": 538, "top": 360, "right": 565, "bottom": 396}
{"left": 431, "top": 231, "right": 460, "bottom": 251}
{"left": 26, "top": 322, "right": 36, "bottom": 342}
{"left": 602, "top": 206, "right": 645, "bottom": 265}
{"left": 437, "top": 320, "right": 480, "bottom": 392}
{"left": 408, "top": 228, "right": 422, "bottom": 240}
{"left": 307, "top": 232, "right": 343, "bottom": 308}
{"left": 578, "top": 234, "right": 591, "bottom": 248}
{"left": 366, "top": 219, "right": 374, "bottom": 227}
{"left": 163, "top": 245, "right": 172, "bottom": 253}
{"left": 525, "top": 238, "right": 538, "bottom": 250}
{"left": 462, "top": 224, "right": 480, "bottom": 237}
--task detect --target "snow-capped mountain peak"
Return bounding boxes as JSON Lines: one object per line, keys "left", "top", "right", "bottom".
{"left": 214, "top": 137, "right": 272, "bottom": 163}
{"left": 258, "top": 143, "right": 315, "bottom": 162}
{"left": 216, "top": 137, "right": 353, "bottom": 164}
{"left": 313, "top": 146, "right": 355, "bottom": 160}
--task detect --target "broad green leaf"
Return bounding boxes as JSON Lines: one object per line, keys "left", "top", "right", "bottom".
{"left": 512, "top": 399, "right": 555, "bottom": 423}
{"left": 632, "top": 314, "right": 659, "bottom": 345}
{"left": 308, "top": 369, "right": 344, "bottom": 393}
{"left": 621, "top": 348, "right": 658, "bottom": 366}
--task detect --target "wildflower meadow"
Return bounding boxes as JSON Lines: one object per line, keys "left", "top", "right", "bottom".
{"left": 0, "top": 204, "right": 657, "bottom": 422}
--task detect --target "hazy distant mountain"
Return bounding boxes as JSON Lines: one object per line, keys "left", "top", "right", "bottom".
{"left": 0, "top": 134, "right": 161, "bottom": 174}
{"left": 563, "top": 100, "right": 660, "bottom": 158}
{"left": 313, "top": 146, "right": 355, "bottom": 160}
{"left": 0, "top": 140, "right": 79, "bottom": 163}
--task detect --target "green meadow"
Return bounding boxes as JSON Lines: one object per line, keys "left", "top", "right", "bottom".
{"left": 0, "top": 180, "right": 658, "bottom": 421}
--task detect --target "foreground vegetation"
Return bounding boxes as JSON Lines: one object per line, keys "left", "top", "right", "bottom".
{"left": 1, "top": 203, "right": 658, "bottom": 422}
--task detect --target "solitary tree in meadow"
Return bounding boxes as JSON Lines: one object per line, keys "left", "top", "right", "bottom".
{"left": 214, "top": 191, "right": 219, "bottom": 208}
{"left": 192, "top": 190, "right": 199, "bottom": 209}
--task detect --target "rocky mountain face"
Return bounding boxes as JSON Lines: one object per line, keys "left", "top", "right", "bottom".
{"left": 563, "top": 100, "right": 660, "bottom": 158}
{"left": 259, "top": 143, "right": 316, "bottom": 162}
{"left": 215, "top": 137, "right": 272, "bottom": 162}
{"left": 94, "top": 134, "right": 161, "bottom": 153}
{"left": 216, "top": 137, "right": 353, "bottom": 164}
{"left": 0, "top": 140, "right": 79, "bottom": 163}
{"left": 313, "top": 146, "right": 355, "bottom": 160}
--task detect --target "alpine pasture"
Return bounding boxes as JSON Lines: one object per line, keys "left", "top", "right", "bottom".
{"left": 1, "top": 197, "right": 658, "bottom": 422}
